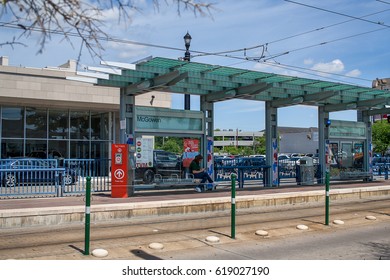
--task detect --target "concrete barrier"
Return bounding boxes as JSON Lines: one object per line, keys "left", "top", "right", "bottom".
{"left": 1, "top": 185, "right": 390, "bottom": 229}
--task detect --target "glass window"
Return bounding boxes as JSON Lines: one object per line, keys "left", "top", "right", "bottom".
{"left": 25, "top": 140, "right": 47, "bottom": 157}
{"left": 91, "top": 141, "right": 110, "bottom": 159}
{"left": 26, "top": 108, "right": 47, "bottom": 138}
{"left": 91, "top": 112, "right": 109, "bottom": 140}
{"left": 1, "top": 139, "right": 23, "bottom": 158}
{"left": 2, "top": 107, "right": 24, "bottom": 138}
{"left": 70, "top": 140, "right": 90, "bottom": 158}
{"left": 49, "top": 110, "right": 68, "bottom": 139}
{"left": 70, "top": 111, "right": 89, "bottom": 139}
{"left": 48, "top": 140, "right": 68, "bottom": 159}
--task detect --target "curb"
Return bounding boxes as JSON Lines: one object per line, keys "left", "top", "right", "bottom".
{"left": 1, "top": 186, "right": 390, "bottom": 229}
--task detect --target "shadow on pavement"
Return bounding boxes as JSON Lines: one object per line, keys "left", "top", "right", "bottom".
{"left": 130, "top": 249, "right": 162, "bottom": 260}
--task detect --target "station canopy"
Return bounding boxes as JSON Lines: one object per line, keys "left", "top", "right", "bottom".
{"left": 90, "top": 57, "right": 390, "bottom": 112}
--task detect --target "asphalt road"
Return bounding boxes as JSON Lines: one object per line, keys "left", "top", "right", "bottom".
{"left": 0, "top": 196, "right": 389, "bottom": 260}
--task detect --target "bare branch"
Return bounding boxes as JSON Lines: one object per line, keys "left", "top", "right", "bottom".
{"left": 0, "top": 0, "right": 215, "bottom": 62}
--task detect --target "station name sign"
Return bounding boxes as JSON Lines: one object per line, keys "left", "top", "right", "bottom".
{"left": 135, "top": 106, "right": 203, "bottom": 134}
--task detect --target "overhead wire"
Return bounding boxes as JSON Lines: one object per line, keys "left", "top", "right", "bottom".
{"left": 1, "top": 1, "right": 389, "bottom": 85}
{"left": 284, "top": 0, "right": 390, "bottom": 28}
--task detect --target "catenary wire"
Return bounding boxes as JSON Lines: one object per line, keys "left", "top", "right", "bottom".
{"left": 284, "top": 0, "right": 390, "bottom": 28}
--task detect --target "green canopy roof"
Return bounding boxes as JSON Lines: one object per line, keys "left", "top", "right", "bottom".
{"left": 96, "top": 57, "right": 390, "bottom": 111}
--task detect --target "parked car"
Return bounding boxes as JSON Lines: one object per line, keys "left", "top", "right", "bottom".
{"left": 28, "top": 150, "right": 63, "bottom": 159}
{"left": 0, "top": 158, "right": 77, "bottom": 187}
{"left": 135, "top": 150, "right": 182, "bottom": 184}
{"left": 28, "top": 150, "right": 65, "bottom": 166}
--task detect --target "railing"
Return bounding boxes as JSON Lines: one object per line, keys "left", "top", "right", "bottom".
{"left": 214, "top": 158, "right": 270, "bottom": 187}
{"left": 0, "top": 159, "right": 65, "bottom": 198}
{"left": 0, "top": 158, "right": 111, "bottom": 198}
{"left": 63, "top": 159, "right": 111, "bottom": 195}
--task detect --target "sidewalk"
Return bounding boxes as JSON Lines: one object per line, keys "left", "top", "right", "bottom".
{"left": 1, "top": 180, "right": 390, "bottom": 229}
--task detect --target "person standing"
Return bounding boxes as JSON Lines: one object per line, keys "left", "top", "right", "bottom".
{"left": 189, "top": 154, "right": 216, "bottom": 192}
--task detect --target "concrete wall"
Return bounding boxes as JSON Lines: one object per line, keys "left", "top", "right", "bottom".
{"left": 0, "top": 57, "right": 171, "bottom": 111}
{"left": 279, "top": 132, "right": 318, "bottom": 154}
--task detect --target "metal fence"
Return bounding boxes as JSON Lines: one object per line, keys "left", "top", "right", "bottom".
{"left": 2, "top": 156, "right": 386, "bottom": 198}
{"left": 62, "top": 159, "right": 111, "bottom": 195}
{"left": 0, "top": 158, "right": 64, "bottom": 198}
{"left": 0, "top": 158, "right": 111, "bottom": 198}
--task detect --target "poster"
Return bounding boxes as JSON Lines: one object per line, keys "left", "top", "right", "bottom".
{"left": 272, "top": 138, "right": 279, "bottom": 186}
{"left": 182, "top": 139, "right": 199, "bottom": 168}
{"left": 207, "top": 137, "right": 214, "bottom": 178}
{"left": 135, "top": 137, "right": 154, "bottom": 168}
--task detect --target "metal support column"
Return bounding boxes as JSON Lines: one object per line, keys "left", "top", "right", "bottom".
{"left": 201, "top": 96, "right": 214, "bottom": 178}
{"left": 120, "top": 88, "right": 136, "bottom": 194}
{"left": 265, "top": 101, "right": 278, "bottom": 187}
{"left": 318, "top": 106, "right": 329, "bottom": 184}
{"left": 362, "top": 110, "right": 372, "bottom": 179}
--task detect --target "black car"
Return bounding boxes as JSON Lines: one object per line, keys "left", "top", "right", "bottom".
{"left": 135, "top": 150, "right": 182, "bottom": 184}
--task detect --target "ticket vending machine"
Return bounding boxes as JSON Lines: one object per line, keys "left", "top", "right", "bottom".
{"left": 111, "top": 144, "right": 128, "bottom": 198}
{"left": 299, "top": 156, "right": 315, "bottom": 186}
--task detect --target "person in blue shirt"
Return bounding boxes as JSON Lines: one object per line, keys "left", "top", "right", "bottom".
{"left": 189, "top": 154, "right": 216, "bottom": 192}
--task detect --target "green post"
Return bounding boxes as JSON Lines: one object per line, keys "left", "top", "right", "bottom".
{"left": 84, "top": 176, "right": 91, "bottom": 255}
{"left": 231, "top": 173, "right": 236, "bottom": 239}
{"left": 325, "top": 171, "right": 330, "bottom": 225}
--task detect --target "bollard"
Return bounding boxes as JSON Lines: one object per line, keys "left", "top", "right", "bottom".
{"left": 231, "top": 173, "right": 237, "bottom": 239}
{"left": 84, "top": 176, "right": 91, "bottom": 255}
{"left": 325, "top": 171, "right": 330, "bottom": 226}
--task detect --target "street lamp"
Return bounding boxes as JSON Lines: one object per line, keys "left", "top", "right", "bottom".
{"left": 183, "top": 32, "right": 192, "bottom": 62}
{"left": 183, "top": 32, "right": 191, "bottom": 110}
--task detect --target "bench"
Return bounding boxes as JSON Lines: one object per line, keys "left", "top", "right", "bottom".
{"left": 339, "top": 171, "right": 372, "bottom": 181}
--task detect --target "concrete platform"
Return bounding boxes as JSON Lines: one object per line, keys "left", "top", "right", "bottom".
{"left": 1, "top": 180, "right": 390, "bottom": 229}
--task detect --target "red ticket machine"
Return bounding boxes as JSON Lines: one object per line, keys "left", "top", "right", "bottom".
{"left": 111, "top": 144, "right": 128, "bottom": 198}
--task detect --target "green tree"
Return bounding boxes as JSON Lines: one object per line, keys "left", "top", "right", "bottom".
{"left": 253, "top": 135, "right": 266, "bottom": 155}
{"left": 372, "top": 120, "right": 390, "bottom": 155}
{"left": 161, "top": 139, "right": 181, "bottom": 154}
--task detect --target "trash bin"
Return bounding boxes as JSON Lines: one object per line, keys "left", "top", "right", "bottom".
{"left": 299, "top": 156, "right": 315, "bottom": 186}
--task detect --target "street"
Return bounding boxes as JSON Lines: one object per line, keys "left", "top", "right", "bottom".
{"left": 0, "top": 196, "right": 389, "bottom": 260}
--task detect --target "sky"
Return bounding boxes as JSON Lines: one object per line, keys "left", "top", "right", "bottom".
{"left": 1, "top": 0, "right": 389, "bottom": 131}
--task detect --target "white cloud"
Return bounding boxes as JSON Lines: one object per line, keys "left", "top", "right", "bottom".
{"left": 345, "top": 69, "right": 361, "bottom": 77}
{"left": 105, "top": 41, "right": 148, "bottom": 59}
{"left": 304, "top": 59, "right": 313, "bottom": 65}
{"left": 311, "top": 59, "right": 345, "bottom": 76}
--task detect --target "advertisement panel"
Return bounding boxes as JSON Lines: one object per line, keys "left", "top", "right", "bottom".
{"left": 111, "top": 144, "right": 128, "bottom": 198}
{"left": 207, "top": 137, "right": 214, "bottom": 178}
{"left": 272, "top": 138, "right": 279, "bottom": 186}
{"left": 182, "top": 139, "right": 199, "bottom": 168}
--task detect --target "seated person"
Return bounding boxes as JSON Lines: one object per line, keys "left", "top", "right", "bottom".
{"left": 189, "top": 154, "right": 216, "bottom": 192}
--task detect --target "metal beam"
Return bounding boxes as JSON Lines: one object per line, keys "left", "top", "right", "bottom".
{"left": 124, "top": 70, "right": 188, "bottom": 95}
{"left": 325, "top": 97, "right": 389, "bottom": 112}
{"left": 365, "top": 107, "right": 390, "bottom": 116}
{"left": 205, "top": 82, "right": 271, "bottom": 102}
{"left": 205, "top": 89, "right": 237, "bottom": 102}
{"left": 304, "top": 91, "right": 339, "bottom": 103}
{"left": 270, "top": 96, "right": 304, "bottom": 107}
{"left": 323, "top": 102, "right": 357, "bottom": 112}
{"left": 356, "top": 97, "right": 389, "bottom": 108}
{"left": 235, "top": 83, "right": 272, "bottom": 99}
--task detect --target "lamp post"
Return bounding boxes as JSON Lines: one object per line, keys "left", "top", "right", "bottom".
{"left": 183, "top": 32, "right": 191, "bottom": 110}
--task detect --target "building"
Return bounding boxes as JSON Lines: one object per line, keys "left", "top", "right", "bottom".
{"left": 0, "top": 56, "right": 171, "bottom": 159}
{"left": 214, "top": 129, "right": 264, "bottom": 150}
{"left": 371, "top": 78, "right": 390, "bottom": 122}
{"left": 277, "top": 127, "right": 318, "bottom": 155}
{"left": 214, "top": 127, "right": 319, "bottom": 155}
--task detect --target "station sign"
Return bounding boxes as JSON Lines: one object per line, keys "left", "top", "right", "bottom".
{"left": 111, "top": 144, "right": 128, "bottom": 198}
{"left": 135, "top": 106, "right": 203, "bottom": 134}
